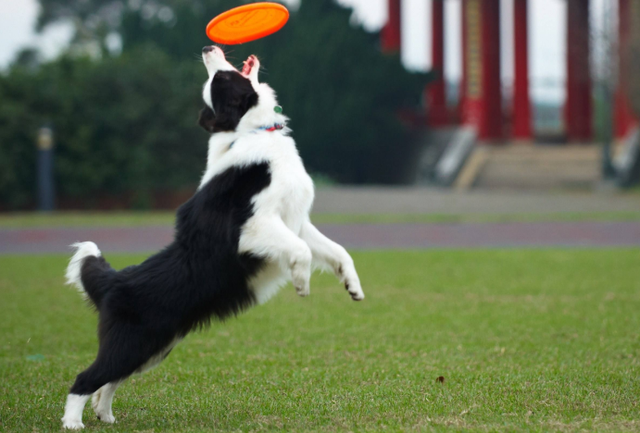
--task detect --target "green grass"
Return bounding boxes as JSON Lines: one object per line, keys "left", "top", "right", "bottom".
{"left": 2, "top": 211, "right": 640, "bottom": 228}
{"left": 1, "top": 250, "right": 640, "bottom": 432}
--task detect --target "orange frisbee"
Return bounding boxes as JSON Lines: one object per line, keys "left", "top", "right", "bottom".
{"left": 206, "top": 3, "right": 289, "bottom": 45}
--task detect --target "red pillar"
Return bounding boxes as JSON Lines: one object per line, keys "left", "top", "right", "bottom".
{"left": 382, "top": 0, "right": 401, "bottom": 53}
{"left": 566, "top": 0, "right": 592, "bottom": 142}
{"left": 461, "top": 0, "right": 502, "bottom": 140}
{"left": 615, "top": 0, "right": 637, "bottom": 139}
{"left": 462, "top": 0, "right": 485, "bottom": 133}
{"left": 513, "top": 0, "right": 532, "bottom": 140}
{"left": 479, "top": 0, "right": 502, "bottom": 140}
{"left": 458, "top": 0, "right": 469, "bottom": 122}
{"left": 428, "top": 0, "right": 448, "bottom": 125}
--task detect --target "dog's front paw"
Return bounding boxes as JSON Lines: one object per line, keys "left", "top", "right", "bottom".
{"left": 293, "top": 269, "right": 310, "bottom": 297}
{"left": 242, "top": 55, "right": 260, "bottom": 82}
{"left": 291, "top": 248, "right": 311, "bottom": 298}
{"left": 62, "top": 418, "right": 85, "bottom": 430}
{"left": 295, "top": 283, "right": 310, "bottom": 297}
{"left": 345, "top": 278, "right": 365, "bottom": 301}
{"left": 337, "top": 263, "right": 364, "bottom": 301}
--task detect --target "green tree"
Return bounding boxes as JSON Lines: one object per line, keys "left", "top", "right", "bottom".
{"left": 0, "top": 0, "right": 431, "bottom": 209}
{"left": 117, "top": 0, "right": 431, "bottom": 183}
{"left": 0, "top": 48, "right": 206, "bottom": 208}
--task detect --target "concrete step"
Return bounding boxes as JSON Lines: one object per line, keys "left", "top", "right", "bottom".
{"left": 473, "top": 144, "right": 602, "bottom": 190}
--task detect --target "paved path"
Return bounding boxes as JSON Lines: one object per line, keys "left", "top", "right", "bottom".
{"left": 2, "top": 221, "right": 640, "bottom": 254}
{"left": 313, "top": 188, "right": 640, "bottom": 214}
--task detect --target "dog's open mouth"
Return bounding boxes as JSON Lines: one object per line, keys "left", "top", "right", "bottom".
{"left": 242, "top": 55, "right": 257, "bottom": 76}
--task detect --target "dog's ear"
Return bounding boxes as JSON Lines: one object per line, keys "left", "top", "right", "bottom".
{"left": 210, "top": 71, "right": 259, "bottom": 132}
{"left": 198, "top": 106, "right": 216, "bottom": 133}
{"left": 212, "top": 89, "right": 259, "bottom": 131}
{"left": 242, "top": 92, "right": 259, "bottom": 113}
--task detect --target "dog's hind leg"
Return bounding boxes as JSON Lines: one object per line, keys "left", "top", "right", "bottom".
{"left": 63, "top": 361, "right": 127, "bottom": 429}
{"left": 62, "top": 329, "right": 167, "bottom": 429}
{"left": 63, "top": 362, "right": 139, "bottom": 429}
{"left": 91, "top": 380, "right": 123, "bottom": 424}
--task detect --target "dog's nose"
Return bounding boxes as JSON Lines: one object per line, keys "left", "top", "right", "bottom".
{"left": 202, "top": 46, "right": 214, "bottom": 53}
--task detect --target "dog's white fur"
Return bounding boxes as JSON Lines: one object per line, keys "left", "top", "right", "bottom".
{"left": 61, "top": 47, "right": 363, "bottom": 430}
{"left": 201, "top": 47, "right": 364, "bottom": 303}
{"left": 65, "top": 241, "right": 101, "bottom": 292}
{"left": 62, "top": 394, "right": 91, "bottom": 429}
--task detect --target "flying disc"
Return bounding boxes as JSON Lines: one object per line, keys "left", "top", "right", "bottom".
{"left": 206, "top": 3, "right": 289, "bottom": 45}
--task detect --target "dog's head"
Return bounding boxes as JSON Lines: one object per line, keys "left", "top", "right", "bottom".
{"left": 200, "top": 46, "right": 281, "bottom": 134}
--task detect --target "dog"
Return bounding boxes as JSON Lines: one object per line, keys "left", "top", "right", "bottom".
{"left": 60, "top": 46, "right": 364, "bottom": 430}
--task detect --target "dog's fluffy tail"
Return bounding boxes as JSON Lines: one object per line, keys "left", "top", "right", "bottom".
{"left": 66, "top": 242, "right": 115, "bottom": 309}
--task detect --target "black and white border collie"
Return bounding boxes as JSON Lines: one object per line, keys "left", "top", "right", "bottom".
{"left": 60, "top": 46, "right": 364, "bottom": 430}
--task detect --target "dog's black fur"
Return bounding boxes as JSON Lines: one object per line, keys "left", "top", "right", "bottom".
{"left": 198, "top": 71, "right": 259, "bottom": 133}
{"left": 68, "top": 81, "right": 266, "bottom": 397}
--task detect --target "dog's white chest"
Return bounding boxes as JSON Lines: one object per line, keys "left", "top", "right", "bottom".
{"left": 237, "top": 135, "right": 315, "bottom": 304}
{"left": 244, "top": 134, "right": 314, "bottom": 231}
{"left": 272, "top": 158, "right": 314, "bottom": 232}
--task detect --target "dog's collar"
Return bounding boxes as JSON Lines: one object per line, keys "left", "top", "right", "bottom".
{"left": 229, "top": 123, "right": 285, "bottom": 149}
{"left": 256, "top": 123, "right": 285, "bottom": 132}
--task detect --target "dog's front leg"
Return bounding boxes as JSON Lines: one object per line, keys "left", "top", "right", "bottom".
{"left": 300, "top": 220, "right": 364, "bottom": 301}
{"left": 239, "top": 217, "right": 312, "bottom": 296}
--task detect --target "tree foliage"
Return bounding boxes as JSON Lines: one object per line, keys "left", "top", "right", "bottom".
{"left": 1, "top": 0, "right": 431, "bottom": 209}
{"left": 0, "top": 48, "right": 205, "bottom": 208}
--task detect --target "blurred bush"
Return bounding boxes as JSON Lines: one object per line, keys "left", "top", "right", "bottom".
{"left": 0, "top": 0, "right": 431, "bottom": 209}
{"left": 0, "top": 47, "right": 205, "bottom": 209}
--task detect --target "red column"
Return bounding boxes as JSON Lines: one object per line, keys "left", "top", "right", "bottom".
{"left": 462, "top": 0, "right": 502, "bottom": 141}
{"left": 513, "top": 0, "right": 532, "bottom": 140}
{"left": 615, "top": 0, "right": 637, "bottom": 139}
{"left": 480, "top": 0, "right": 502, "bottom": 140}
{"left": 428, "top": 0, "right": 448, "bottom": 125}
{"left": 566, "top": 0, "right": 592, "bottom": 142}
{"left": 462, "top": 0, "right": 483, "bottom": 129}
{"left": 462, "top": 0, "right": 502, "bottom": 140}
{"left": 458, "top": 0, "right": 469, "bottom": 121}
{"left": 382, "top": 0, "right": 401, "bottom": 53}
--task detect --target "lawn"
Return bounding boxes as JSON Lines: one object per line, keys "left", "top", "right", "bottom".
{"left": 1, "top": 250, "right": 639, "bottom": 432}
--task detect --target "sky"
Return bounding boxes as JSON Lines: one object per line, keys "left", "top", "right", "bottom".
{"left": 0, "top": 0, "right": 612, "bottom": 102}
{"left": 0, "top": 0, "right": 74, "bottom": 67}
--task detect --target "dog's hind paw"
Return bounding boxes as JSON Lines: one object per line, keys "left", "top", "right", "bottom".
{"left": 62, "top": 418, "right": 85, "bottom": 430}
{"left": 96, "top": 412, "right": 116, "bottom": 424}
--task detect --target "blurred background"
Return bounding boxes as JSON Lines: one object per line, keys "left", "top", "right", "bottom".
{"left": 0, "top": 0, "right": 639, "bottom": 217}
{"left": 4, "top": 4, "right": 640, "bottom": 429}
